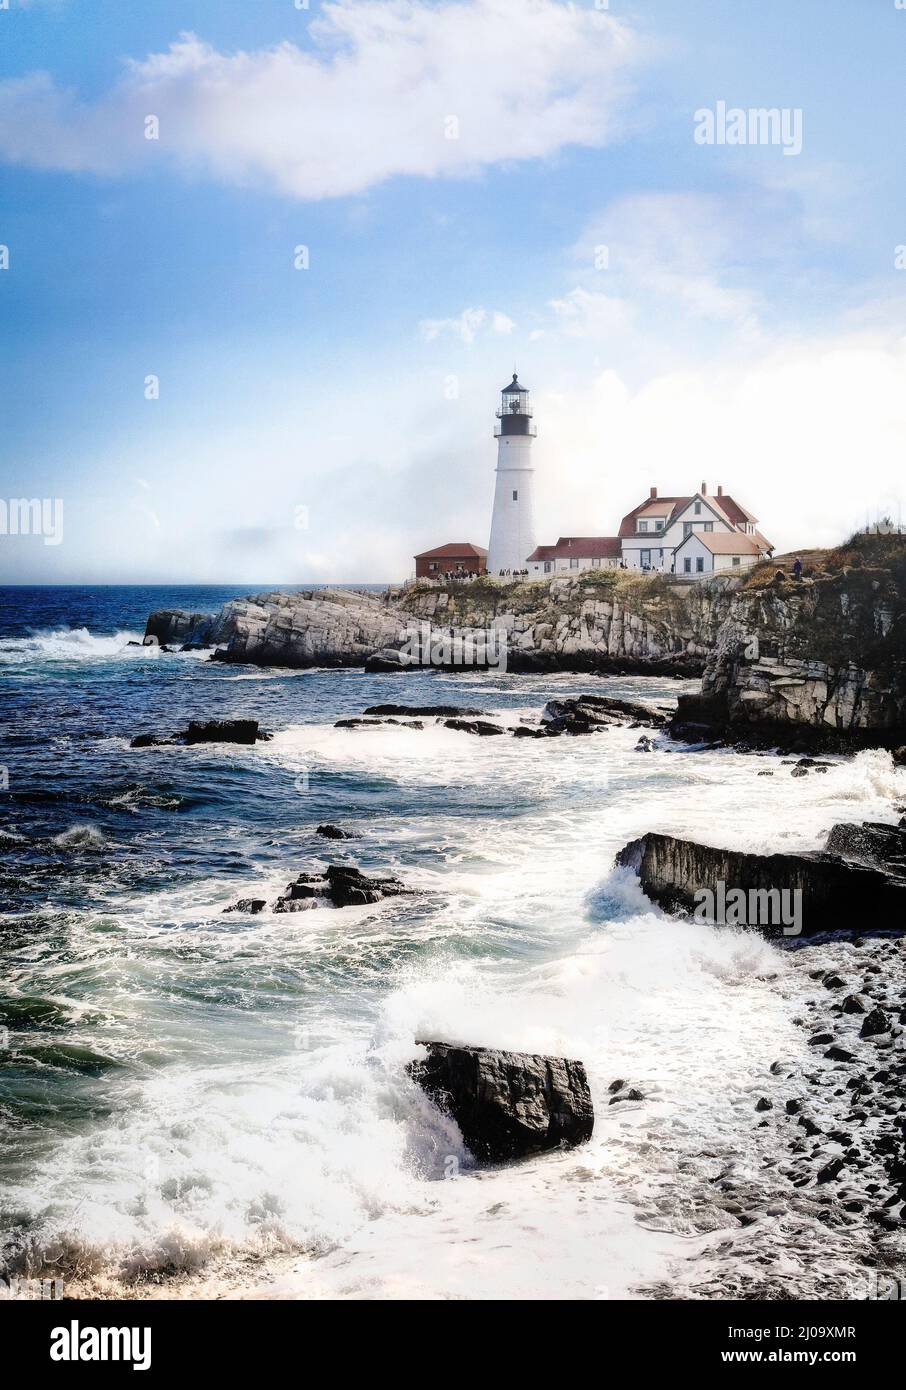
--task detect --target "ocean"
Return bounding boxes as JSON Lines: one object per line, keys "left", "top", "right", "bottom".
{"left": 1, "top": 585, "right": 903, "bottom": 1299}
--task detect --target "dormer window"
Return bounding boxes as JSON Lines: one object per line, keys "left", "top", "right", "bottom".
{"left": 655, "top": 520, "right": 664, "bottom": 531}
{"left": 638, "top": 519, "right": 649, "bottom": 532}
{"left": 694, "top": 502, "right": 702, "bottom": 515}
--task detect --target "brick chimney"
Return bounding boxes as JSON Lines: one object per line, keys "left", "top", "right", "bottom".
{"left": 717, "top": 485, "right": 723, "bottom": 497}
{"left": 701, "top": 481, "right": 707, "bottom": 495}
{"left": 649, "top": 486, "right": 657, "bottom": 499}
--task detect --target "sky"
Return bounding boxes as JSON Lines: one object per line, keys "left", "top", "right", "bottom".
{"left": 1, "top": 0, "right": 906, "bottom": 583}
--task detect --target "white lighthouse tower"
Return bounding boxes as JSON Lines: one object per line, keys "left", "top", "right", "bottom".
{"left": 487, "top": 373, "right": 538, "bottom": 573}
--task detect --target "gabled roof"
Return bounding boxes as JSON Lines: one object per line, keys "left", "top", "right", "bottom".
{"left": 674, "top": 530, "right": 773, "bottom": 556}
{"left": 618, "top": 497, "right": 690, "bottom": 538}
{"left": 619, "top": 490, "right": 759, "bottom": 538}
{"left": 415, "top": 542, "right": 488, "bottom": 560}
{"left": 527, "top": 536, "right": 621, "bottom": 561}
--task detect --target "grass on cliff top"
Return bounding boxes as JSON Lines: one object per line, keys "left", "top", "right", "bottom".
{"left": 745, "top": 532, "right": 906, "bottom": 592}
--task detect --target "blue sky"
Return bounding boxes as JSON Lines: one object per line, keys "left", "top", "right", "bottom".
{"left": 2, "top": 0, "right": 906, "bottom": 582}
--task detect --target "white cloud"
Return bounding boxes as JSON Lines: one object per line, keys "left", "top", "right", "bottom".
{"left": 0, "top": 0, "right": 644, "bottom": 199}
{"left": 548, "top": 286, "right": 635, "bottom": 338}
{"left": 419, "top": 305, "right": 515, "bottom": 343}
{"left": 568, "top": 192, "right": 764, "bottom": 333}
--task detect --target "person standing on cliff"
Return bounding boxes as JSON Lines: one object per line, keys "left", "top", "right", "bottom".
{"left": 792, "top": 557, "right": 803, "bottom": 580}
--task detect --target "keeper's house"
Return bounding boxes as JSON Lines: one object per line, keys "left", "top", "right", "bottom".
{"left": 619, "top": 483, "right": 773, "bottom": 575}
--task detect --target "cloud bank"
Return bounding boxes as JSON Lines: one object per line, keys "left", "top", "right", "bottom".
{"left": 0, "top": 0, "right": 642, "bottom": 199}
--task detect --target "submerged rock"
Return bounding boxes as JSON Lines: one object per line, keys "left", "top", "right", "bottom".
{"left": 363, "top": 704, "right": 483, "bottom": 718}
{"left": 541, "top": 694, "right": 666, "bottom": 738}
{"left": 443, "top": 718, "right": 505, "bottom": 737}
{"left": 316, "top": 824, "right": 359, "bottom": 840}
{"left": 222, "top": 898, "right": 267, "bottom": 915}
{"left": 409, "top": 1041, "right": 594, "bottom": 1163}
{"left": 184, "top": 719, "right": 263, "bottom": 746}
{"left": 131, "top": 719, "right": 269, "bottom": 749}
{"left": 271, "top": 863, "right": 411, "bottom": 912}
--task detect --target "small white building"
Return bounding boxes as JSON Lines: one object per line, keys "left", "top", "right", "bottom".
{"left": 619, "top": 483, "right": 772, "bottom": 574}
{"left": 526, "top": 536, "right": 621, "bottom": 577}
{"left": 672, "top": 529, "right": 768, "bottom": 577}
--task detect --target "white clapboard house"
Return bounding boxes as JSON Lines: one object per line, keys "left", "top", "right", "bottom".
{"left": 618, "top": 484, "right": 773, "bottom": 576}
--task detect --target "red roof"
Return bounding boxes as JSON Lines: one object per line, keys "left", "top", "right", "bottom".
{"left": 619, "top": 491, "right": 758, "bottom": 538}
{"left": 618, "top": 497, "right": 690, "bottom": 539}
{"left": 414, "top": 542, "right": 489, "bottom": 560}
{"left": 527, "top": 536, "right": 621, "bottom": 561}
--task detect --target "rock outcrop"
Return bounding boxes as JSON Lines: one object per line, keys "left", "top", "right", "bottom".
{"left": 131, "top": 719, "right": 268, "bottom": 748}
{"left": 541, "top": 694, "right": 667, "bottom": 736}
{"left": 144, "top": 574, "right": 727, "bottom": 674}
{"left": 316, "top": 824, "right": 359, "bottom": 841}
{"left": 409, "top": 1041, "right": 594, "bottom": 1163}
{"left": 616, "top": 821, "right": 906, "bottom": 936}
{"left": 271, "top": 863, "right": 411, "bottom": 912}
{"left": 672, "top": 563, "right": 906, "bottom": 747}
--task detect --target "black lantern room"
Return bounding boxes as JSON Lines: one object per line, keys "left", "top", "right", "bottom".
{"left": 494, "top": 373, "right": 537, "bottom": 437}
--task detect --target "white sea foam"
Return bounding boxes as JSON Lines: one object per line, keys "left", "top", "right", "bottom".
{"left": 51, "top": 823, "right": 107, "bottom": 851}
{"left": 0, "top": 628, "right": 147, "bottom": 664}
{"left": 6, "top": 697, "right": 905, "bottom": 1300}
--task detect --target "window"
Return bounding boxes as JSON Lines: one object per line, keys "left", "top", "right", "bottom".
{"left": 683, "top": 522, "right": 693, "bottom": 537}
{"left": 694, "top": 502, "right": 702, "bottom": 514}
{"left": 591, "top": 557, "right": 600, "bottom": 567}
{"left": 683, "top": 557, "right": 692, "bottom": 574}
{"left": 569, "top": 558, "right": 579, "bottom": 569}
{"left": 544, "top": 561, "right": 552, "bottom": 573}
{"left": 638, "top": 519, "right": 649, "bottom": 532}
{"left": 703, "top": 521, "right": 713, "bottom": 532}
{"left": 732, "top": 556, "right": 741, "bottom": 567}
{"left": 696, "top": 557, "right": 705, "bottom": 573}
{"left": 655, "top": 520, "right": 664, "bottom": 531}
{"left": 512, "top": 490, "right": 518, "bottom": 501}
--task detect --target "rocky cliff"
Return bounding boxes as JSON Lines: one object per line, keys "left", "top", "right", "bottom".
{"left": 144, "top": 573, "right": 733, "bottom": 674}
{"left": 144, "top": 538, "right": 906, "bottom": 743}
{"left": 672, "top": 546, "right": 906, "bottom": 745}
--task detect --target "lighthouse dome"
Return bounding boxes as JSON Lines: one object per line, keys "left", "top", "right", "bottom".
{"left": 501, "top": 373, "right": 528, "bottom": 393}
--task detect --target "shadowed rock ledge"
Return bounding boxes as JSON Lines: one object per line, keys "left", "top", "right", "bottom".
{"left": 616, "top": 822, "right": 906, "bottom": 937}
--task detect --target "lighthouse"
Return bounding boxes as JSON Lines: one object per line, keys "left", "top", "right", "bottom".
{"left": 487, "top": 373, "right": 538, "bottom": 573}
